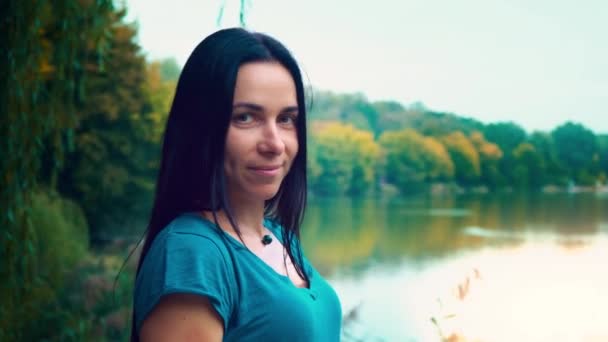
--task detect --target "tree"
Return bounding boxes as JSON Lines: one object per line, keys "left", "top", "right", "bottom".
{"left": 529, "top": 131, "right": 564, "bottom": 185}
{"left": 378, "top": 129, "right": 454, "bottom": 194}
{"left": 440, "top": 132, "right": 480, "bottom": 186}
{"left": 146, "top": 60, "right": 178, "bottom": 143}
{"left": 405, "top": 110, "right": 485, "bottom": 137}
{"left": 598, "top": 134, "right": 608, "bottom": 183}
{"left": 309, "top": 92, "right": 380, "bottom": 136}
{"left": 551, "top": 122, "right": 598, "bottom": 184}
{"left": 371, "top": 100, "right": 407, "bottom": 134}
{"left": 470, "top": 131, "right": 503, "bottom": 189}
{"left": 511, "top": 143, "right": 545, "bottom": 189}
{"left": 483, "top": 122, "right": 527, "bottom": 153}
{"left": 379, "top": 129, "right": 427, "bottom": 192}
{"left": 1, "top": 1, "right": 115, "bottom": 339}
{"left": 310, "top": 122, "right": 380, "bottom": 195}
{"left": 483, "top": 122, "right": 527, "bottom": 185}
{"left": 57, "top": 12, "right": 158, "bottom": 241}
{"left": 422, "top": 136, "right": 455, "bottom": 181}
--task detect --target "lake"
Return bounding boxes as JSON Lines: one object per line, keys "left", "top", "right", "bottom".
{"left": 301, "top": 192, "right": 608, "bottom": 341}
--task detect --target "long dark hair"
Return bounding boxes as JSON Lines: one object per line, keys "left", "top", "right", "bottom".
{"left": 130, "top": 28, "right": 308, "bottom": 340}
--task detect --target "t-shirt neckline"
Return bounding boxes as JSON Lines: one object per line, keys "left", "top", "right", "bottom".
{"left": 185, "top": 212, "right": 314, "bottom": 291}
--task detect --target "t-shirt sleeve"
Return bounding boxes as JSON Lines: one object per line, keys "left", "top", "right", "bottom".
{"left": 134, "top": 230, "right": 235, "bottom": 334}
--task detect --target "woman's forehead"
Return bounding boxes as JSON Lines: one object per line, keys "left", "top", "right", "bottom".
{"left": 232, "top": 62, "right": 297, "bottom": 108}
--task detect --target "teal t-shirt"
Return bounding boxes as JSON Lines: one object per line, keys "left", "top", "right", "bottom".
{"left": 134, "top": 213, "right": 342, "bottom": 341}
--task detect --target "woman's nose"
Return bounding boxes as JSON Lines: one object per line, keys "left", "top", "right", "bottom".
{"left": 257, "top": 123, "right": 285, "bottom": 155}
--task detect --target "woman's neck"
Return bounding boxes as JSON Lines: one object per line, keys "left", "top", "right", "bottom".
{"left": 204, "top": 196, "right": 267, "bottom": 238}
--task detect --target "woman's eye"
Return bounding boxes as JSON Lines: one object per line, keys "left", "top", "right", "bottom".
{"left": 279, "top": 114, "right": 297, "bottom": 125}
{"left": 233, "top": 113, "right": 254, "bottom": 123}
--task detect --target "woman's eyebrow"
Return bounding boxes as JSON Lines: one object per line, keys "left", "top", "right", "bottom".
{"left": 232, "top": 102, "right": 263, "bottom": 111}
{"left": 281, "top": 106, "right": 299, "bottom": 114}
{"left": 232, "top": 102, "right": 299, "bottom": 113}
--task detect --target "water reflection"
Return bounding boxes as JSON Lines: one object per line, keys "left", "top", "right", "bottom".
{"left": 302, "top": 193, "right": 608, "bottom": 341}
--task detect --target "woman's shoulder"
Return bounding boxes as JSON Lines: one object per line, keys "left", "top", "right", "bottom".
{"left": 140, "top": 212, "right": 235, "bottom": 281}
{"left": 141, "top": 212, "right": 234, "bottom": 271}
{"left": 145, "top": 212, "right": 227, "bottom": 254}
{"left": 166, "top": 212, "right": 223, "bottom": 239}
{"left": 135, "top": 212, "right": 238, "bottom": 332}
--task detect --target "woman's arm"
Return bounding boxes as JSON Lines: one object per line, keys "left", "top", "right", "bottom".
{"left": 140, "top": 293, "right": 224, "bottom": 342}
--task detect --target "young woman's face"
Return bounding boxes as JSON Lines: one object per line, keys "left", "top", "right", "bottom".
{"left": 224, "top": 61, "right": 299, "bottom": 204}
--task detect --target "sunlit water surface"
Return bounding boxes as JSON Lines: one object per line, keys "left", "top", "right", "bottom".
{"left": 302, "top": 194, "right": 608, "bottom": 341}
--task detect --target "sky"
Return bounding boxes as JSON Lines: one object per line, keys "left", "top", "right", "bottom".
{"left": 124, "top": 0, "right": 607, "bottom": 133}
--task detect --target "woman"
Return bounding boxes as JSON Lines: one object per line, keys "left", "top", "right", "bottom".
{"left": 131, "top": 28, "right": 342, "bottom": 341}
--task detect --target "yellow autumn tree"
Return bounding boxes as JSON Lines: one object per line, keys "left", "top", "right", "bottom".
{"left": 440, "top": 131, "right": 481, "bottom": 185}
{"left": 379, "top": 129, "right": 454, "bottom": 193}
{"left": 309, "top": 122, "right": 380, "bottom": 195}
{"left": 470, "top": 131, "right": 503, "bottom": 188}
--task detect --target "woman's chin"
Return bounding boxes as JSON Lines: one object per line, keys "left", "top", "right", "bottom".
{"left": 261, "top": 190, "right": 281, "bottom": 201}
{"left": 249, "top": 185, "right": 281, "bottom": 202}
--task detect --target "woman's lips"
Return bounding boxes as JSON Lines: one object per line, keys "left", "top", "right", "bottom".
{"left": 249, "top": 165, "right": 282, "bottom": 176}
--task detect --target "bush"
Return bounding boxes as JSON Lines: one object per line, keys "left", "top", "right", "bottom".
{"left": 30, "top": 190, "right": 89, "bottom": 286}
{"left": 1, "top": 190, "right": 90, "bottom": 341}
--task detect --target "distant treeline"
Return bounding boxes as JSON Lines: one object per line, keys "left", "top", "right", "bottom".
{"left": 306, "top": 92, "right": 608, "bottom": 196}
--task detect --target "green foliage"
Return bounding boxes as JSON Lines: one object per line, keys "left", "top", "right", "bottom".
{"left": 422, "top": 136, "right": 455, "bottom": 181}
{"left": 483, "top": 122, "right": 528, "bottom": 185}
{"left": 30, "top": 191, "right": 89, "bottom": 282}
{"left": 403, "top": 110, "right": 485, "bottom": 137}
{"left": 307, "top": 92, "right": 603, "bottom": 191}
{"left": 470, "top": 131, "right": 503, "bottom": 189}
{"left": 598, "top": 135, "right": 608, "bottom": 182}
{"left": 146, "top": 60, "right": 178, "bottom": 143}
{"left": 0, "top": 191, "right": 135, "bottom": 342}
{"left": 379, "top": 129, "right": 454, "bottom": 194}
{"left": 309, "top": 92, "right": 381, "bottom": 135}
{"left": 511, "top": 143, "right": 545, "bottom": 189}
{"left": 57, "top": 12, "right": 158, "bottom": 240}
{"left": 551, "top": 122, "right": 598, "bottom": 184}
{"left": 370, "top": 100, "right": 409, "bottom": 135}
{"left": 309, "top": 93, "right": 487, "bottom": 140}
{"left": 309, "top": 122, "right": 380, "bottom": 195}
{"left": 529, "top": 131, "right": 565, "bottom": 185}
{"left": 1, "top": 1, "right": 115, "bottom": 340}
{"left": 484, "top": 122, "right": 527, "bottom": 153}
{"left": 378, "top": 129, "right": 425, "bottom": 193}
{"left": 440, "top": 132, "right": 481, "bottom": 186}
{"left": 1, "top": 190, "right": 90, "bottom": 341}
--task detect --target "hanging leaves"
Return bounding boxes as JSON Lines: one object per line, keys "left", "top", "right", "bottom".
{"left": 1, "top": 0, "right": 115, "bottom": 339}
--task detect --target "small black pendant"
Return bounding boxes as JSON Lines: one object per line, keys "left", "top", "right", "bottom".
{"left": 261, "top": 234, "right": 272, "bottom": 245}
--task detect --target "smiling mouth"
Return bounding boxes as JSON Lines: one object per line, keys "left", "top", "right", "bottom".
{"left": 250, "top": 163, "right": 283, "bottom": 170}
{"left": 249, "top": 165, "right": 282, "bottom": 176}
{"left": 252, "top": 166, "right": 280, "bottom": 170}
